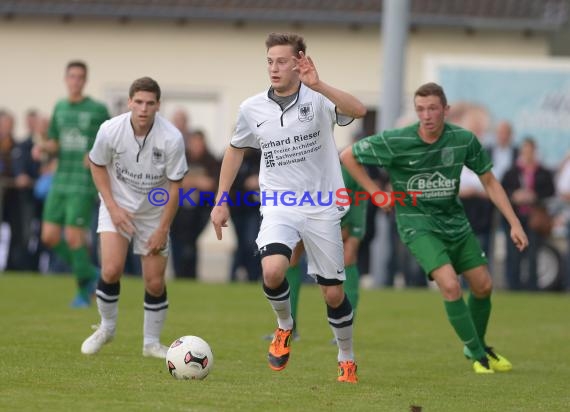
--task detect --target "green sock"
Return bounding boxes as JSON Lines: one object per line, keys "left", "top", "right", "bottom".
{"left": 468, "top": 293, "right": 491, "bottom": 348}
{"left": 444, "top": 298, "right": 485, "bottom": 360}
{"left": 285, "top": 265, "right": 302, "bottom": 330}
{"left": 69, "top": 247, "right": 97, "bottom": 300}
{"left": 52, "top": 240, "right": 72, "bottom": 265}
{"left": 344, "top": 264, "right": 360, "bottom": 317}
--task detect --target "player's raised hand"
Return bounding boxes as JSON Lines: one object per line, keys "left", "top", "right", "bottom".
{"left": 510, "top": 224, "right": 529, "bottom": 252}
{"left": 294, "top": 51, "right": 319, "bottom": 89}
{"left": 210, "top": 204, "right": 229, "bottom": 240}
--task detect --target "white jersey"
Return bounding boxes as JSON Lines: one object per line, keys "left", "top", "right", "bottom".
{"left": 231, "top": 84, "right": 352, "bottom": 217}
{"left": 89, "top": 112, "right": 188, "bottom": 217}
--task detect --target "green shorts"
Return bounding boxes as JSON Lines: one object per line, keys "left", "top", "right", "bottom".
{"left": 341, "top": 201, "right": 367, "bottom": 240}
{"left": 406, "top": 232, "right": 487, "bottom": 278}
{"left": 43, "top": 191, "right": 96, "bottom": 228}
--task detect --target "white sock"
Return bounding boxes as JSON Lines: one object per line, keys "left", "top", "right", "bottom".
{"left": 263, "top": 281, "right": 294, "bottom": 330}
{"left": 331, "top": 323, "right": 354, "bottom": 362}
{"left": 95, "top": 281, "right": 120, "bottom": 333}
{"left": 143, "top": 290, "right": 168, "bottom": 346}
{"left": 328, "top": 295, "right": 355, "bottom": 362}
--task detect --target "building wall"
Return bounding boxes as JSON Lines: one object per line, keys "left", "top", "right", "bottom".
{"left": 1, "top": 17, "right": 548, "bottom": 151}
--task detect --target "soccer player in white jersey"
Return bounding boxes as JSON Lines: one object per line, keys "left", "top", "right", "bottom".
{"left": 341, "top": 82, "right": 528, "bottom": 374}
{"left": 210, "top": 32, "right": 366, "bottom": 383}
{"left": 81, "top": 77, "right": 188, "bottom": 358}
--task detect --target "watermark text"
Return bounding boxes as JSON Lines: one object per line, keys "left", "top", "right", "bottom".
{"left": 148, "top": 188, "right": 422, "bottom": 207}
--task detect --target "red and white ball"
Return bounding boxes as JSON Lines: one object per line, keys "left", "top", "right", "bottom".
{"left": 166, "top": 335, "right": 213, "bottom": 380}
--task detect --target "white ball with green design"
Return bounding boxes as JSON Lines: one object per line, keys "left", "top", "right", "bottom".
{"left": 166, "top": 336, "right": 213, "bottom": 380}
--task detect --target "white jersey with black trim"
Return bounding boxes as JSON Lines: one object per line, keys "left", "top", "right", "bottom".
{"left": 89, "top": 112, "right": 188, "bottom": 217}
{"left": 231, "top": 84, "right": 352, "bottom": 217}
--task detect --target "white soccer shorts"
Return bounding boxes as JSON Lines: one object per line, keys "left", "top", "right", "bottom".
{"left": 97, "top": 202, "right": 169, "bottom": 257}
{"left": 256, "top": 208, "right": 345, "bottom": 282}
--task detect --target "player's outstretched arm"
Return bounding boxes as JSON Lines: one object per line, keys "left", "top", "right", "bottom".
{"left": 479, "top": 171, "right": 528, "bottom": 251}
{"left": 294, "top": 51, "right": 366, "bottom": 119}
{"left": 210, "top": 146, "right": 245, "bottom": 240}
{"left": 340, "top": 146, "right": 381, "bottom": 195}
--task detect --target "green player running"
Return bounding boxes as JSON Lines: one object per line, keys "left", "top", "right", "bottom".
{"left": 341, "top": 82, "right": 528, "bottom": 374}
{"left": 280, "top": 165, "right": 368, "bottom": 340}
{"left": 33, "top": 61, "right": 110, "bottom": 308}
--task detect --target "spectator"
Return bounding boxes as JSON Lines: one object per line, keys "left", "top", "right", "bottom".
{"left": 447, "top": 104, "right": 496, "bottom": 279}
{"left": 555, "top": 153, "right": 570, "bottom": 291}
{"left": 170, "top": 130, "right": 220, "bottom": 279}
{"left": 171, "top": 108, "right": 193, "bottom": 139}
{"left": 0, "top": 111, "right": 17, "bottom": 271}
{"left": 502, "top": 138, "right": 555, "bottom": 290}
{"left": 10, "top": 110, "right": 42, "bottom": 270}
{"left": 490, "top": 121, "right": 518, "bottom": 183}
{"left": 228, "top": 148, "right": 262, "bottom": 282}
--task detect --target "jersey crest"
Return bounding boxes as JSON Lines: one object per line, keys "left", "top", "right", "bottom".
{"left": 441, "top": 147, "right": 454, "bottom": 166}
{"left": 152, "top": 147, "right": 165, "bottom": 164}
{"left": 298, "top": 102, "right": 314, "bottom": 122}
{"left": 78, "top": 112, "right": 92, "bottom": 130}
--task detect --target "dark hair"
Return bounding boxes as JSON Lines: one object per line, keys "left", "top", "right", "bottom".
{"left": 129, "top": 77, "right": 161, "bottom": 101}
{"left": 414, "top": 82, "right": 447, "bottom": 107}
{"left": 522, "top": 137, "right": 536, "bottom": 148}
{"left": 265, "top": 32, "right": 306, "bottom": 56}
{"left": 66, "top": 60, "right": 88, "bottom": 75}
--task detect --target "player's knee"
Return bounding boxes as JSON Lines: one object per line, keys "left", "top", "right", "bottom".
{"left": 321, "top": 285, "right": 344, "bottom": 308}
{"left": 64, "top": 230, "right": 85, "bottom": 249}
{"left": 101, "top": 263, "right": 123, "bottom": 282}
{"left": 260, "top": 243, "right": 291, "bottom": 288}
{"left": 41, "top": 231, "right": 59, "bottom": 248}
{"left": 262, "top": 267, "right": 285, "bottom": 289}
{"left": 471, "top": 276, "right": 493, "bottom": 297}
{"left": 439, "top": 279, "right": 462, "bottom": 300}
{"left": 145, "top": 277, "right": 165, "bottom": 296}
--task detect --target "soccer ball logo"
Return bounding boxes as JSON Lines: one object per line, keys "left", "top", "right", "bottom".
{"left": 166, "top": 335, "right": 213, "bottom": 380}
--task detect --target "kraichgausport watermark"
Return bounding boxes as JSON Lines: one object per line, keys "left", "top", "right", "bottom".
{"left": 147, "top": 188, "right": 422, "bottom": 207}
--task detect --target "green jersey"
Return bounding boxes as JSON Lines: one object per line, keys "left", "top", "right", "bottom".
{"left": 352, "top": 122, "right": 492, "bottom": 243}
{"left": 48, "top": 97, "right": 109, "bottom": 195}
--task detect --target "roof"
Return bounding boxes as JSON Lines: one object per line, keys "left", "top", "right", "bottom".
{"left": 1, "top": 0, "right": 568, "bottom": 31}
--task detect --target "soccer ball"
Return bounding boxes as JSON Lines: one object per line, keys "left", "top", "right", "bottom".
{"left": 166, "top": 335, "right": 213, "bottom": 380}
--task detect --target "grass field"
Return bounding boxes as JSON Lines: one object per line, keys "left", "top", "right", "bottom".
{"left": 1, "top": 273, "right": 569, "bottom": 412}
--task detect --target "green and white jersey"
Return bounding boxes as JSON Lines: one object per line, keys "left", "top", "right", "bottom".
{"left": 48, "top": 97, "right": 110, "bottom": 195}
{"left": 352, "top": 122, "right": 492, "bottom": 243}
